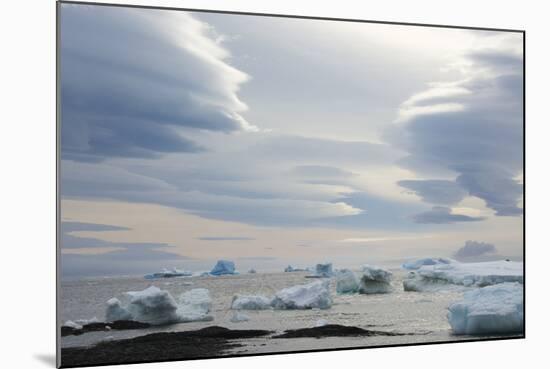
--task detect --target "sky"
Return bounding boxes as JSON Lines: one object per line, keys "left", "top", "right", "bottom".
{"left": 59, "top": 4, "right": 524, "bottom": 277}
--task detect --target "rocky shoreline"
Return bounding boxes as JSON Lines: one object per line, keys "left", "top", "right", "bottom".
{"left": 61, "top": 324, "right": 413, "bottom": 367}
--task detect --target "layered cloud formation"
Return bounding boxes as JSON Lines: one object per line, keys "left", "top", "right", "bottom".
{"left": 60, "top": 5, "right": 255, "bottom": 162}
{"left": 392, "top": 34, "right": 523, "bottom": 222}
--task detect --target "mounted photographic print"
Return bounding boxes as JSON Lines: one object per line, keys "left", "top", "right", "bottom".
{"left": 57, "top": 1, "right": 525, "bottom": 367}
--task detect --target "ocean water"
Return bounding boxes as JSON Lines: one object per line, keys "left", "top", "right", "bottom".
{"left": 60, "top": 269, "right": 505, "bottom": 354}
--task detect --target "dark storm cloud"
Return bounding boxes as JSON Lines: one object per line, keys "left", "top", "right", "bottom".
{"left": 60, "top": 5, "right": 254, "bottom": 162}
{"left": 454, "top": 240, "right": 497, "bottom": 259}
{"left": 398, "top": 179, "right": 467, "bottom": 205}
{"left": 389, "top": 45, "right": 524, "bottom": 217}
{"left": 411, "top": 206, "right": 486, "bottom": 224}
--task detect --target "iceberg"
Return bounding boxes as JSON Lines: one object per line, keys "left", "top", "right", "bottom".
{"left": 403, "top": 260, "right": 523, "bottom": 292}
{"left": 177, "top": 288, "right": 213, "bottom": 322}
{"left": 284, "top": 265, "right": 306, "bottom": 272}
{"left": 359, "top": 265, "right": 392, "bottom": 294}
{"left": 447, "top": 282, "right": 523, "bottom": 335}
{"left": 144, "top": 267, "right": 193, "bottom": 279}
{"left": 210, "top": 260, "right": 237, "bottom": 276}
{"left": 402, "top": 257, "right": 453, "bottom": 270}
{"left": 105, "top": 286, "right": 213, "bottom": 325}
{"left": 105, "top": 298, "right": 133, "bottom": 322}
{"left": 231, "top": 295, "right": 273, "bottom": 310}
{"left": 336, "top": 269, "right": 360, "bottom": 294}
{"left": 248, "top": 268, "right": 257, "bottom": 274}
{"left": 314, "top": 263, "right": 333, "bottom": 277}
{"left": 230, "top": 312, "right": 250, "bottom": 323}
{"left": 271, "top": 280, "right": 332, "bottom": 309}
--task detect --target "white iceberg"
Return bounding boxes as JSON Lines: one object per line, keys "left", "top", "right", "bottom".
{"left": 271, "top": 280, "right": 332, "bottom": 309}
{"left": 105, "top": 286, "right": 213, "bottom": 325}
{"left": 359, "top": 265, "right": 393, "bottom": 294}
{"left": 447, "top": 282, "right": 523, "bottom": 335}
{"left": 402, "top": 257, "right": 454, "bottom": 270}
{"left": 230, "top": 312, "right": 250, "bottom": 323}
{"left": 144, "top": 267, "right": 193, "bottom": 279}
{"left": 177, "top": 288, "right": 214, "bottom": 323}
{"left": 210, "top": 260, "right": 237, "bottom": 275}
{"left": 336, "top": 269, "right": 360, "bottom": 294}
{"left": 105, "top": 298, "right": 133, "bottom": 322}
{"left": 403, "top": 260, "right": 523, "bottom": 292}
{"left": 231, "top": 295, "right": 273, "bottom": 310}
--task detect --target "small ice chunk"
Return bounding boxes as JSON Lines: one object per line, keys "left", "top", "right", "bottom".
{"left": 177, "top": 288, "right": 213, "bottom": 322}
{"left": 448, "top": 282, "right": 523, "bottom": 335}
{"left": 231, "top": 295, "right": 273, "bottom": 310}
{"left": 359, "top": 265, "right": 392, "bottom": 294}
{"left": 284, "top": 265, "right": 305, "bottom": 272}
{"left": 315, "top": 319, "right": 329, "bottom": 327}
{"left": 271, "top": 280, "right": 332, "bottom": 310}
{"left": 402, "top": 257, "right": 454, "bottom": 270}
{"left": 336, "top": 269, "right": 359, "bottom": 294}
{"left": 210, "top": 260, "right": 236, "bottom": 275}
{"left": 63, "top": 320, "right": 82, "bottom": 330}
{"left": 144, "top": 268, "right": 193, "bottom": 279}
{"left": 105, "top": 298, "right": 133, "bottom": 322}
{"left": 230, "top": 312, "right": 250, "bottom": 323}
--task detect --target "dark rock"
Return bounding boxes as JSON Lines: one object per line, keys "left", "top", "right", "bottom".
{"left": 273, "top": 324, "right": 410, "bottom": 339}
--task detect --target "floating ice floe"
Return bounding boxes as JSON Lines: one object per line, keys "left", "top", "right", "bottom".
{"left": 248, "top": 268, "right": 257, "bottom": 274}
{"left": 336, "top": 269, "right": 360, "bottom": 294}
{"left": 231, "top": 295, "right": 273, "bottom": 310}
{"left": 402, "top": 257, "right": 454, "bottom": 270}
{"left": 105, "top": 286, "right": 213, "bottom": 325}
{"left": 271, "top": 280, "right": 332, "bottom": 309}
{"left": 144, "top": 268, "right": 193, "bottom": 280}
{"left": 447, "top": 282, "right": 523, "bottom": 335}
{"left": 284, "top": 265, "right": 306, "bottom": 272}
{"left": 230, "top": 312, "right": 250, "bottom": 323}
{"left": 403, "top": 260, "right": 523, "bottom": 292}
{"left": 210, "top": 260, "right": 237, "bottom": 276}
{"left": 359, "top": 265, "right": 393, "bottom": 294}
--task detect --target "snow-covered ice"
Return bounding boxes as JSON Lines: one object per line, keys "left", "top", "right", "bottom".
{"left": 403, "top": 260, "right": 523, "bottom": 291}
{"left": 210, "top": 260, "right": 237, "bottom": 276}
{"left": 359, "top": 265, "right": 393, "bottom": 294}
{"left": 447, "top": 282, "right": 523, "bottom": 335}
{"left": 105, "top": 286, "right": 213, "bottom": 325}
{"left": 271, "top": 280, "right": 332, "bottom": 309}
{"left": 402, "top": 257, "right": 453, "bottom": 270}
{"left": 336, "top": 269, "right": 359, "bottom": 294}
{"left": 231, "top": 295, "right": 273, "bottom": 310}
{"left": 230, "top": 312, "right": 250, "bottom": 323}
